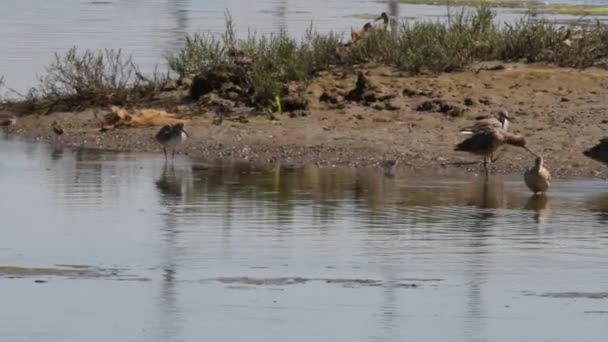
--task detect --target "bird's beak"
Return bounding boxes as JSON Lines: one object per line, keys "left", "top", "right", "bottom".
{"left": 524, "top": 146, "right": 537, "bottom": 156}
{"left": 508, "top": 117, "right": 516, "bottom": 123}
{"left": 375, "top": 16, "right": 383, "bottom": 21}
{"left": 180, "top": 127, "right": 189, "bottom": 137}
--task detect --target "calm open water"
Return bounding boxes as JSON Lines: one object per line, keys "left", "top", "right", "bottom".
{"left": 1, "top": 0, "right": 608, "bottom": 93}
{"left": 1, "top": 136, "right": 608, "bottom": 341}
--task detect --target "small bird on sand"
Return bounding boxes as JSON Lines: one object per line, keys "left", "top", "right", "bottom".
{"left": 0, "top": 112, "right": 17, "bottom": 128}
{"left": 375, "top": 12, "right": 391, "bottom": 32}
{"left": 524, "top": 155, "right": 551, "bottom": 194}
{"left": 454, "top": 126, "right": 534, "bottom": 175}
{"left": 155, "top": 122, "right": 188, "bottom": 161}
{"left": 351, "top": 22, "right": 372, "bottom": 43}
{"left": 379, "top": 159, "right": 398, "bottom": 177}
{"left": 583, "top": 137, "right": 608, "bottom": 166}
{"left": 51, "top": 121, "right": 64, "bottom": 136}
{"left": 51, "top": 121, "right": 65, "bottom": 144}
{"left": 460, "top": 110, "right": 512, "bottom": 135}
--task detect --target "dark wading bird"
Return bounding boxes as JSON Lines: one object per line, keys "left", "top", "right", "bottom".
{"left": 454, "top": 126, "right": 535, "bottom": 175}
{"left": 583, "top": 138, "right": 608, "bottom": 167}
{"left": 375, "top": 12, "right": 391, "bottom": 32}
{"left": 524, "top": 156, "right": 551, "bottom": 194}
{"left": 379, "top": 159, "right": 398, "bottom": 177}
{"left": 51, "top": 121, "right": 64, "bottom": 136}
{"left": 155, "top": 122, "right": 188, "bottom": 161}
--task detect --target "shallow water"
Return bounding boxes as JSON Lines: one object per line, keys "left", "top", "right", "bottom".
{"left": 1, "top": 137, "right": 608, "bottom": 341}
{"left": 1, "top": 0, "right": 607, "bottom": 93}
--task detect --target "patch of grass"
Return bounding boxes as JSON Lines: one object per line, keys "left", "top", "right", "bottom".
{"left": 8, "top": 5, "right": 607, "bottom": 114}
{"left": 550, "top": 5, "right": 608, "bottom": 15}
{"left": 164, "top": 5, "right": 608, "bottom": 108}
{"left": 165, "top": 11, "right": 236, "bottom": 78}
{"left": 30, "top": 47, "right": 168, "bottom": 112}
{"left": 396, "top": 0, "right": 608, "bottom": 16}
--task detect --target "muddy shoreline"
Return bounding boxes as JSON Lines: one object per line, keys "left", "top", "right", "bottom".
{"left": 5, "top": 62, "right": 608, "bottom": 177}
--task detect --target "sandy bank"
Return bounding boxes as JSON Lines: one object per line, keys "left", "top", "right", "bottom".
{"left": 5, "top": 62, "right": 608, "bottom": 177}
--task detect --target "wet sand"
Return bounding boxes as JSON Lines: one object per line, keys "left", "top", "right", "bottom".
{"left": 6, "top": 62, "right": 608, "bottom": 177}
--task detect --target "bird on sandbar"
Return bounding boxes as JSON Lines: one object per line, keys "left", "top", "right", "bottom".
{"left": 454, "top": 126, "right": 535, "bottom": 175}
{"left": 155, "top": 122, "right": 189, "bottom": 161}
{"left": 379, "top": 159, "right": 398, "bottom": 177}
{"left": 351, "top": 22, "right": 372, "bottom": 43}
{"left": 460, "top": 110, "right": 512, "bottom": 135}
{"left": 52, "top": 121, "right": 64, "bottom": 136}
{"left": 0, "top": 112, "right": 17, "bottom": 129}
{"left": 375, "top": 12, "right": 391, "bottom": 32}
{"left": 460, "top": 110, "right": 513, "bottom": 162}
{"left": 583, "top": 137, "right": 608, "bottom": 167}
{"left": 524, "top": 155, "right": 551, "bottom": 194}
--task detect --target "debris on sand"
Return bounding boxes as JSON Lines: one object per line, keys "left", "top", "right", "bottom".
{"left": 416, "top": 99, "right": 465, "bottom": 117}
{"left": 97, "top": 106, "right": 184, "bottom": 131}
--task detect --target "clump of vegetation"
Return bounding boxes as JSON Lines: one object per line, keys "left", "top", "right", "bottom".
{"left": 29, "top": 47, "right": 168, "bottom": 112}
{"left": 166, "top": 5, "right": 608, "bottom": 109}
{"left": 6, "top": 5, "right": 608, "bottom": 115}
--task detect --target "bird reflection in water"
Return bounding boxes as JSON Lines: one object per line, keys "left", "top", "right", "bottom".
{"left": 155, "top": 164, "right": 184, "bottom": 197}
{"left": 524, "top": 193, "right": 551, "bottom": 225}
{"left": 154, "top": 162, "right": 190, "bottom": 341}
{"left": 50, "top": 145, "right": 64, "bottom": 162}
{"left": 462, "top": 175, "right": 508, "bottom": 211}
{"left": 586, "top": 192, "right": 608, "bottom": 224}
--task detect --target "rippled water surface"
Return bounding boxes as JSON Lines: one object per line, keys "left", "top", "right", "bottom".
{"left": 1, "top": 137, "right": 608, "bottom": 341}
{"left": 2, "top": 0, "right": 608, "bottom": 92}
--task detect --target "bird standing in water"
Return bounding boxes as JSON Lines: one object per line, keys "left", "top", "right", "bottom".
{"left": 524, "top": 155, "right": 551, "bottom": 194}
{"left": 583, "top": 137, "right": 608, "bottom": 167}
{"left": 51, "top": 121, "right": 64, "bottom": 144}
{"left": 51, "top": 121, "right": 64, "bottom": 136}
{"left": 380, "top": 159, "right": 398, "bottom": 177}
{"left": 454, "top": 126, "right": 534, "bottom": 175}
{"left": 155, "top": 122, "right": 188, "bottom": 162}
{"left": 459, "top": 110, "right": 513, "bottom": 163}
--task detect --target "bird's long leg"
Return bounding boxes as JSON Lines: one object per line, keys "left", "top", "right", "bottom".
{"left": 171, "top": 148, "right": 175, "bottom": 161}
{"left": 163, "top": 146, "right": 167, "bottom": 162}
{"left": 482, "top": 156, "right": 489, "bottom": 177}
{"left": 491, "top": 147, "right": 505, "bottom": 163}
